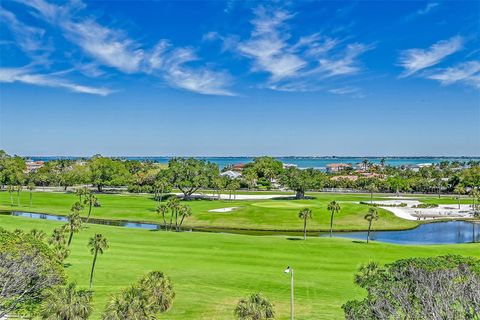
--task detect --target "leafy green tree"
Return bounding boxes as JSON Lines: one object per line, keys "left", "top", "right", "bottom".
{"left": 27, "top": 182, "right": 35, "bottom": 207}
{"left": 247, "top": 156, "right": 284, "bottom": 181}
{"left": 234, "top": 293, "right": 275, "bottom": 320}
{"left": 88, "top": 233, "right": 109, "bottom": 290}
{"left": 343, "top": 255, "right": 480, "bottom": 320}
{"left": 298, "top": 208, "right": 313, "bottom": 240}
{"left": 227, "top": 178, "right": 241, "bottom": 200}
{"left": 212, "top": 176, "right": 227, "bottom": 200}
{"left": 89, "top": 157, "right": 130, "bottom": 192}
{"left": 0, "top": 153, "right": 26, "bottom": 188}
{"left": 16, "top": 185, "right": 22, "bottom": 207}
{"left": 364, "top": 208, "right": 379, "bottom": 244}
{"left": 280, "top": 167, "right": 324, "bottom": 199}
{"left": 41, "top": 283, "right": 92, "bottom": 320}
{"left": 153, "top": 170, "right": 172, "bottom": 202}
{"left": 168, "top": 158, "right": 218, "bottom": 200}
{"left": 327, "top": 201, "right": 341, "bottom": 237}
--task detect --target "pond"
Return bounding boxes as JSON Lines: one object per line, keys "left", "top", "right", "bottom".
{"left": 3, "top": 211, "right": 480, "bottom": 245}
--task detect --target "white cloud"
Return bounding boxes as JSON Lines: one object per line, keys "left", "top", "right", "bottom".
{"left": 416, "top": 2, "right": 439, "bottom": 15}
{"left": 427, "top": 61, "right": 480, "bottom": 89}
{"left": 223, "top": 5, "right": 372, "bottom": 92}
{"left": 398, "top": 36, "right": 464, "bottom": 77}
{"left": 0, "top": 66, "right": 112, "bottom": 95}
{"left": 12, "top": 0, "right": 234, "bottom": 95}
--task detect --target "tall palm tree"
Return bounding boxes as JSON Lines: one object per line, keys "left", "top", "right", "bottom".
{"left": 454, "top": 185, "right": 465, "bottom": 209}
{"left": 84, "top": 192, "right": 97, "bottom": 223}
{"left": 362, "top": 159, "right": 369, "bottom": 171}
{"left": 167, "top": 197, "right": 180, "bottom": 231}
{"left": 178, "top": 205, "right": 192, "bottom": 231}
{"left": 156, "top": 204, "right": 169, "bottom": 230}
{"left": 366, "top": 183, "right": 378, "bottom": 204}
{"left": 380, "top": 158, "right": 386, "bottom": 169}
{"left": 364, "top": 208, "right": 379, "bottom": 244}
{"left": 65, "top": 204, "right": 83, "bottom": 247}
{"left": 138, "top": 271, "right": 175, "bottom": 313}
{"left": 41, "top": 282, "right": 92, "bottom": 320}
{"left": 16, "top": 185, "right": 22, "bottom": 207}
{"left": 7, "top": 185, "right": 15, "bottom": 206}
{"left": 234, "top": 293, "right": 275, "bottom": 320}
{"left": 88, "top": 233, "right": 109, "bottom": 290}
{"left": 298, "top": 208, "right": 313, "bottom": 240}
{"left": 327, "top": 201, "right": 341, "bottom": 237}
{"left": 27, "top": 182, "right": 35, "bottom": 207}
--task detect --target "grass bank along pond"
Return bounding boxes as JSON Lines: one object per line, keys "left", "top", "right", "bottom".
{"left": 5, "top": 210, "right": 480, "bottom": 244}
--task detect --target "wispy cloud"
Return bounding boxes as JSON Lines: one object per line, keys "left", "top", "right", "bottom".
{"left": 416, "top": 2, "right": 439, "bottom": 15}
{"left": 398, "top": 36, "right": 464, "bottom": 77}
{"left": 8, "top": 0, "right": 234, "bottom": 96}
{"left": 217, "top": 5, "right": 372, "bottom": 93}
{"left": 0, "top": 66, "right": 112, "bottom": 95}
{"left": 427, "top": 61, "right": 480, "bottom": 89}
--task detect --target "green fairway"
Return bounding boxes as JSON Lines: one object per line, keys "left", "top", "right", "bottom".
{"left": 0, "top": 190, "right": 434, "bottom": 231}
{"left": 1, "top": 215, "right": 479, "bottom": 319}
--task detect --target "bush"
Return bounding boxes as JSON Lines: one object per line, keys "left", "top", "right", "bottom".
{"left": 127, "top": 184, "right": 153, "bottom": 193}
{"left": 343, "top": 255, "right": 480, "bottom": 319}
{"left": 412, "top": 203, "right": 439, "bottom": 208}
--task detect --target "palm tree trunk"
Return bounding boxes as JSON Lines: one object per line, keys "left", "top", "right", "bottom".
{"left": 9, "top": 192, "right": 13, "bottom": 206}
{"left": 179, "top": 216, "right": 186, "bottom": 230}
{"left": 86, "top": 202, "right": 93, "bottom": 223}
{"left": 366, "top": 221, "right": 372, "bottom": 244}
{"left": 89, "top": 250, "right": 98, "bottom": 290}
{"left": 370, "top": 192, "right": 373, "bottom": 204}
{"left": 458, "top": 196, "right": 461, "bottom": 209}
{"left": 29, "top": 192, "right": 32, "bottom": 207}
{"left": 175, "top": 209, "right": 178, "bottom": 231}
{"left": 303, "top": 218, "right": 307, "bottom": 240}
{"left": 169, "top": 211, "right": 173, "bottom": 231}
{"left": 68, "top": 231, "right": 74, "bottom": 247}
{"left": 162, "top": 214, "right": 167, "bottom": 230}
{"left": 17, "top": 191, "right": 20, "bottom": 207}
{"left": 329, "top": 212, "right": 334, "bottom": 237}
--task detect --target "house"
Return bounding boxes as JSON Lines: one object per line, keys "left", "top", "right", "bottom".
{"left": 326, "top": 163, "right": 352, "bottom": 173}
{"left": 232, "top": 163, "right": 246, "bottom": 171}
{"left": 25, "top": 160, "right": 44, "bottom": 173}
{"left": 220, "top": 170, "right": 242, "bottom": 179}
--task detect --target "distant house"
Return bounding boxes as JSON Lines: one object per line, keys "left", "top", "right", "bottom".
{"left": 232, "top": 163, "right": 246, "bottom": 171}
{"left": 25, "top": 160, "right": 44, "bottom": 173}
{"left": 326, "top": 163, "right": 352, "bottom": 173}
{"left": 331, "top": 175, "right": 358, "bottom": 181}
{"left": 220, "top": 170, "right": 242, "bottom": 179}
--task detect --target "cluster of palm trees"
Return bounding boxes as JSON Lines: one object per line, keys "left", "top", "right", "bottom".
{"left": 234, "top": 293, "right": 275, "bottom": 320}
{"left": 299, "top": 201, "right": 379, "bottom": 243}
{"left": 156, "top": 197, "right": 192, "bottom": 231}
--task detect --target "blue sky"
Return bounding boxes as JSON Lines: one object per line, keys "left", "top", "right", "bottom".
{"left": 0, "top": 0, "right": 479, "bottom": 156}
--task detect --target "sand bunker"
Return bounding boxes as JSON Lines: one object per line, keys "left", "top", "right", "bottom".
{"left": 208, "top": 207, "right": 239, "bottom": 213}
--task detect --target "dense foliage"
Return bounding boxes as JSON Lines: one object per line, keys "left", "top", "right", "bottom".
{"left": 343, "top": 255, "right": 480, "bottom": 319}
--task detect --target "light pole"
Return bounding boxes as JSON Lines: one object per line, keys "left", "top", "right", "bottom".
{"left": 284, "top": 266, "right": 294, "bottom": 320}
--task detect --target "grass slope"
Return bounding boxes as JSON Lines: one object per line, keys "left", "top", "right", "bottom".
{"left": 0, "top": 191, "right": 429, "bottom": 231}
{"left": 1, "top": 215, "right": 479, "bottom": 319}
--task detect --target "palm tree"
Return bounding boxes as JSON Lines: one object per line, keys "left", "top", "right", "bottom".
{"left": 234, "top": 293, "right": 275, "bottom": 320}
{"left": 52, "top": 243, "right": 70, "bottom": 263}
{"left": 41, "top": 282, "right": 92, "bottom": 320}
{"left": 364, "top": 208, "right": 379, "bottom": 244}
{"left": 327, "top": 201, "right": 341, "bottom": 237}
{"left": 298, "top": 208, "right": 312, "bottom": 240}
{"left": 65, "top": 204, "right": 83, "bottom": 247}
{"left": 103, "top": 285, "right": 150, "bottom": 320}
{"left": 138, "top": 271, "right": 175, "bottom": 313}
{"left": 380, "top": 158, "right": 386, "bottom": 168}
{"left": 454, "top": 185, "right": 465, "bottom": 209}
{"left": 167, "top": 197, "right": 180, "bottom": 231}
{"left": 472, "top": 189, "right": 480, "bottom": 217}
{"left": 362, "top": 159, "right": 369, "bottom": 171}
{"left": 156, "top": 203, "right": 168, "bottom": 230}
{"left": 366, "top": 183, "right": 378, "bottom": 204}
{"left": 49, "top": 227, "right": 67, "bottom": 246}
{"left": 88, "top": 233, "right": 109, "bottom": 290}
{"left": 16, "top": 185, "right": 22, "bottom": 207}
{"left": 27, "top": 182, "right": 35, "bottom": 207}
{"left": 7, "top": 185, "right": 14, "bottom": 206}
{"left": 178, "top": 205, "right": 192, "bottom": 231}
{"left": 75, "top": 186, "right": 89, "bottom": 203}
{"left": 84, "top": 192, "right": 97, "bottom": 223}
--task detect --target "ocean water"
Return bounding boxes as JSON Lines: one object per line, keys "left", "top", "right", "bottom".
{"left": 28, "top": 156, "right": 479, "bottom": 170}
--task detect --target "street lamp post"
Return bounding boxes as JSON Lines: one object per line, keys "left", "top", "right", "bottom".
{"left": 284, "top": 266, "right": 294, "bottom": 320}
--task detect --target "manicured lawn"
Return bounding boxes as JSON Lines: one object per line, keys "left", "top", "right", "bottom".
{"left": 1, "top": 215, "right": 479, "bottom": 319}
{"left": 0, "top": 191, "right": 426, "bottom": 231}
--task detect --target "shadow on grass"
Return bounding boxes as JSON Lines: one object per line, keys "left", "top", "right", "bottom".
{"left": 287, "top": 237, "right": 303, "bottom": 241}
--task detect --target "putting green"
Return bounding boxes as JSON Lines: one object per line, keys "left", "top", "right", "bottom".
{"left": 251, "top": 201, "right": 314, "bottom": 209}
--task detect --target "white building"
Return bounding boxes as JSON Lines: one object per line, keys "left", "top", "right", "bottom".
{"left": 220, "top": 170, "right": 242, "bottom": 179}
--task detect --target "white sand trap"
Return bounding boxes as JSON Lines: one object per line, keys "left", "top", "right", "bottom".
{"left": 360, "top": 200, "right": 474, "bottom": 221}
{"left": 209, "top": 207, "right": 239, "bottom": 213}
